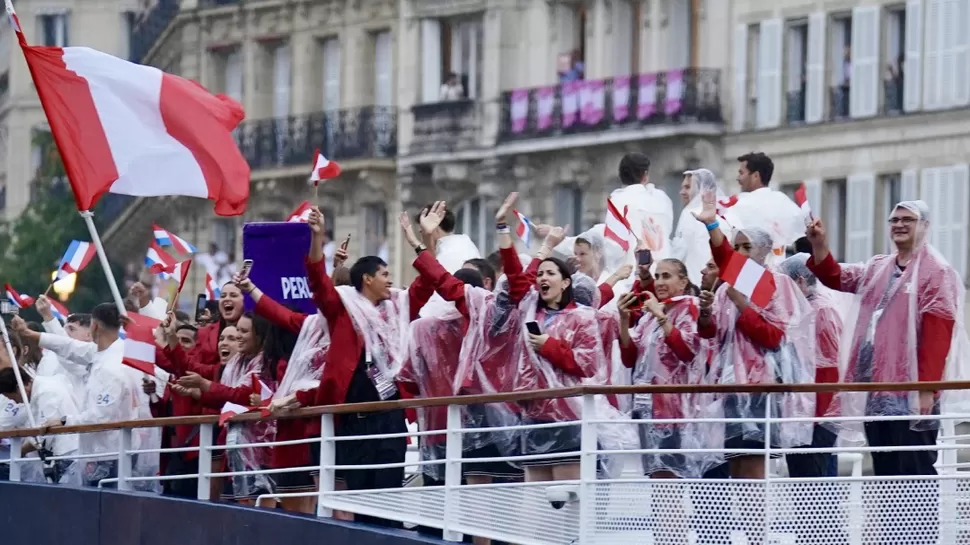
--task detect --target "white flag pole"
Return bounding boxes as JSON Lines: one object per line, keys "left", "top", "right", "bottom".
{"left": 80, "top": 210, "right": 128, "bottom": 317}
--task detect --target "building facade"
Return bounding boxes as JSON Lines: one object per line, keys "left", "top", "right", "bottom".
{"left": 725, "top": 0, "right": 970, "bottom": 285}
{"left": 103, "top": 0, "right": 399, "bottom": 295}
{"left": 0, "top": 0, "right": 139, "bottom": 221}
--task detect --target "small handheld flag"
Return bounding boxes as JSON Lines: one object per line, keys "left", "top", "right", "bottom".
{"left": 794, "top": 183, "right": 814, "bottom": 222}
{"left": 719, "top": 252, "right": 777, "bottom": 309}
{"left": 205, "top": 273, "right": 221, "bottom": 300}
{"left": 308, "top": 149, "right": 341, "bottom": 187}
{"left": 152, "top": 224, "right": 198, "bottom": 254}
{"left": 55, "top": 241, "right": 96, "bottom": 280}
{"left": 4, "top": 284, "right": 34, "bottom": 309}
{"left": 603, "top": 199, "right": 633, "bottom": 252}
{"left": 286, "top": 201, "right": 312, "bottom": 223}
{"left": 145, "top": 242, "right": 178, "bottom": 277}
{"left": 513, "top": 209, "right": 533, "bottom": 247}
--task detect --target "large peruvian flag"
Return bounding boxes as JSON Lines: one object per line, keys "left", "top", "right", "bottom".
{"left": 7, "top": 0, "right": 250, "bottom": 216}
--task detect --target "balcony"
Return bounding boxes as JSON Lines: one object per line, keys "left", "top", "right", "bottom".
{"left": 128, "top": 0, "right": 179, "bottom": 63}
{"left": 234, "top": 107, "right": 397, "bottom": 170}
{"left": 829, "top": 84, "right": 850, "bottom": 120}
{"left": 409, "top": 99, "right": 480, "bottom": 155}
{"left": 498, "top": 68, "right": 721, "bottom": 142}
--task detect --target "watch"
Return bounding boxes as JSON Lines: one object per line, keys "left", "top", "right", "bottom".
{"left": 414, "top": 244, "right": 427, "bottom": 255}
{"left": 60, "top": 416, "right": 67, "bottom": 426}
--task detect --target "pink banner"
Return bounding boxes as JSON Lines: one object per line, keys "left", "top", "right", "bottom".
{"left": 580, "top": 80, "right": 605, "bottom": 125}
{"left": 612, "top": 76, "right": 631, "bottom": 122}
{"left": 509, "top": 89, "right": 529, "bottom": 133}
{"left": 637, "top": 73, "right": 658, "bottom": 120}
{"left": 561, "top": 81, "right": 581, "bottom": 128}
{"left": 536, "top": 86, "right": 555, "bottom": 131}
{"left": 665, "top": 69, "right": 684, "bottom": 116}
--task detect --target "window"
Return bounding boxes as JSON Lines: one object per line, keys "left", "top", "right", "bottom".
{"left": 39, "top": 13, "right": 68, "bottom": 47}
{"left": 421, "top": 17, "right": 484, "bottom": 103}
{"left": 321, "top": 38, "right": 341, "bottom": 111}
{"left": 667, "top": 0, "right": 692, "bottom": 69}
{"left": 828, "top": 14, "right": 851, "bottom": 119}
{"left": 210, "top": 47, "right": 243, "bottom": 104}
{"left": 374, "top": 31, "right": 393, "bottom": 107}
{"left": 745, "top": 23, "right": 760, "bottom": 128}
{"left": 554, "top": 184, "right": 584, "bottom": 232}
{"left": 123, "top": 11, "right": 136, "bottom": 61}
{"left": 612, "top": 0, "right": 639, "bottom": 75}
{"left": 923, "top": 0, "right": 970, "bottom": 111}
{"left": 879, "top": 173, "right": 901, "bottom": 253}
{"left": 211, "top": 218, "right": 237, "bottom": 262}
{"left": 884, "top": 7, "right": 905, "bottom": 113}
{"left": 362, "top": 203, "right": 388, "bottom": 258}
{"left": 554, "top": 2, "right": 586, "bottom": 82}
{"left": 785, "top": 21, "right": 808, "bottom": 123}
{"left": 454, "top": 196, "right": 496, "bottom": 253}
{"left": 823, "top": 179, "right": 847, "bottom": 261}
{"left": 272, "top": 42, "right": 291, "bottom": 119}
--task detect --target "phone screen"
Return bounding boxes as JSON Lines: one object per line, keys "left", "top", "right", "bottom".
{"left": 194, "top": 294, "right": 207, "bottom": 322}
{"left": 239, "top": 259, "right": 254, "bottom": 279}
{"left": 526, "top": 321, "right": 541, "bottom": 336}
{"left": 637, "top": 249, "right": 652, "bottom": 265}
{"left": 0, "top": 301, "right": 17, "bottom": 315}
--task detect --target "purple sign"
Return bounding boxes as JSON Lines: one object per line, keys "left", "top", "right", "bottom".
{"left": 536, "top": 86, "right": 556, "bottom": 130}
{"left": 638, "top": 73, "right": 658, "bottom": 119}
{"left": 561, "top": 80, "right": 581, "bottom": 128}
{"left": 510, "top": 89, "right": 529, "bottom": 133}
{"left": 580, "top": 80, "right": 605, "bottom": 125}
{"left": 613, "top": 76, "right": 631, "bottom": 122}
{"left": 665, "top": 69, "right": 684, "bottom": 116}
{"left": 242, "top": 222, "right": 317, "bottom": 315}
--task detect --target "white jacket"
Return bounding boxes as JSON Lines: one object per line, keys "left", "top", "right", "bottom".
{"left": 607, "top": 183, "right": 675, "bottom": 263}
{"left": 30, "top": 376, "right": 80, "bottom": 456}
{"left": 139, "top": 297, "right": 169, "bottom": 320}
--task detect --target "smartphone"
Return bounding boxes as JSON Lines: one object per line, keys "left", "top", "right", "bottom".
{"left": 238, "top": 259, "right": 254, "bottom": 280}
{"left": 340, "top": 234, "right": 351, "bottom": 251}
{"left": 194, "top": 294, "right": 207, "bottom": 323}
{"left": 0, "top": 301, "right": 18, "bottom": 316}
{"left": 636, "top": 249, "right": 652, "bottom": 265}
{"left": 526, "top": 321, "right": 541, "bottom": 336}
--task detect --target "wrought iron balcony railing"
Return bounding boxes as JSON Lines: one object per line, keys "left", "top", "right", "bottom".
{"left": 498, "top": 68, "right": 721, "bottom": 142}
{"left": 409, "top": 99, "right": 481, "bottom": 155}
{"left": 234, "top": 107, "right": 397, "bottom": 170}
{"left": 786, "top": 88, "right": 806, "bottom": 124}
{"left": 128, "top": 0, "right": 179, "bottom": 63}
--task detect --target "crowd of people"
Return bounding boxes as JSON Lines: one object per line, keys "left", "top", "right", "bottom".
{"left": 0, "top": 151, "right": 966, "bottom": 544}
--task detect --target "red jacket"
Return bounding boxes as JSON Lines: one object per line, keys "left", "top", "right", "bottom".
{"left": 295, "top": 252, "right": 437, "bottom": 434}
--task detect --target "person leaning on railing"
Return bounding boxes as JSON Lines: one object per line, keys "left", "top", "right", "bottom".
{"left": 805, "top": 200, "right": 967, "bottom": 477}
{"left": 693, "top": 191, "right": 816, "bottom": 480}
{"left": 272, "top": 204, "right": 438, "bottom": 529}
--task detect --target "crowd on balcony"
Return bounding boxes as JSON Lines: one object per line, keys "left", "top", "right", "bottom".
{"left": 0, "top": 151, "right": 967, "bottom": 544}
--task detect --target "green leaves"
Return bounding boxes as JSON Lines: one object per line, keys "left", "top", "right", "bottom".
{"left": 0, "top": 131, "right": 124, "bottom": 322}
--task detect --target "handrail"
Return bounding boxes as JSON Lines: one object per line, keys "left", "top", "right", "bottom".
{"left": 3, "top": 380, "right": 967, "bottom": 440}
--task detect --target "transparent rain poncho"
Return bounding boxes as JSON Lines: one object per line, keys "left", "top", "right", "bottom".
{"left": 702, "top": 228, "right": 817, "bottom": 448}
{"left": 671, "top": 169, "right": 744, "bottom": 286}
{"left": 552, "top": 225, "right": 633, "bottom": 287}
{"left": 625, "top": 296, "right": 723, "bottom": 477}
{"left": 335, "top": 286, "right": 411, "bottom": 380}
{"left": 273, "top": 313, "right": 329, "bottom": 399}
{"left": 220, "top": 353, "right": 276, "bottom": 498}
{"left": 810, "top": 201, "right": 970, "bottom": 441}
{"left": 727, "top": 187, "right": 805, "bottom": 267}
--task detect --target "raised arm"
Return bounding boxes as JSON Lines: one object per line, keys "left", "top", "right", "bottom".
{"left": 238, "top": 277, "right": 308, "bottom": 334}
{"left": 306, "top": 206, "right": 344, "bottom": 323}
{"left": 403, "top": 204, "right": 449, "bottom": 319}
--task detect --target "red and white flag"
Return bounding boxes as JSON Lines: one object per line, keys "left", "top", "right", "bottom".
{"left": 220, "top": 374, "right": 274, "bottom": 425}
{"left": 794, "top": 183, "right": 814, "bottom": 220}
{"left": 169, "top": 260, "right": 192, "bottom": 293}
{"left": 6, "top": 0, "right": 249, "bottom": 216}
{"left": 286, "top": 200, "right": 312, "bottom": 223}
{"left": 717, "top": 195, "right": 739, "bottom": 217}
{"left": 308, "top": 149, "right": 341, "bottom": 185}
{"left": 121, "top": 313, "right": 170, "bottom": 383}
{"left": 719, "top": 252, "right": 777, "bottom": 308}
{"left": 219, "top": 402, "right": 250, "bottom": 426}
{"left": 604, "top": 199, "right": 633, "bottom": 252}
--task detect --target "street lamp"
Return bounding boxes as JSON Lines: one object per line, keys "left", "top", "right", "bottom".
{"left": 50, "top": 270, "right": 76, "bottom": 302}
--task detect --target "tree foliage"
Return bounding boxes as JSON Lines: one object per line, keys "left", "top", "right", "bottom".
{"left": 0, "top": 131, "right": 124, "bottom": 322}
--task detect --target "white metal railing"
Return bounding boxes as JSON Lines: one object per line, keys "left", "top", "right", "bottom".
{"left": 2, "top": 389, "right": 970, "bottom": 544}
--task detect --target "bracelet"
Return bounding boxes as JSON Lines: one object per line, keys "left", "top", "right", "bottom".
{"left": 496, "top": 225, "right": 511, "bottom": 234}
{"left": 705, "top": 220, "right": 720, "bottom": 232}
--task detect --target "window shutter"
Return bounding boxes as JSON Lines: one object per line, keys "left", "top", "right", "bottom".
{"left": 613, "top": 0, "right": 633, "bottom": 75}
{"left": 923, "top": 0, "right": 942, "bottom": 109}
{"left": 272, "top": 43, "right": 291, "bottom": 119}
{"left": 846, "top": 173, "right": 876, "bottom": 263}
{"left": 948, "top": 164, "right": 970, "bottom": 279}
{"left": 756, "top": 18, "right": 782, "bottom": 128}
{"left": 786, "top": 27, "right": 804, "bottom": 92}
{"left": 850, "top": 6, "right": 880, "bottom": 118}
{"left": 805, "top": 13, "right": 826, "bottom": 123}
{"left": 953, "top": 0, "right": 970, "bottom": 106}
{"left": 733, "top": 24, "right": 748, "bottom": 131}
{"left": 901, "top": 168, "right": 920, "bottom": 201}
{"left": 420, "top": 19, "right": 442, "bottom": 103}
{"left": 667, "top": 0, "right": 691, "bottom": 69}
{"left": 323, "top": 38, "right": 341, "bottom": 111}
{"left": 920, "top": 167, "right": 943, "bottom": 247}
{"left": 938, "top": 0, "right": 959, "bottom": 107}
{"left": 375, "top": 31, "right": 393, "bottom": 107}
{"left": 904, "top": 0, "right": 924, "bottom": 111}
{"left": 225, "top": 49, "right": 243, "bottom": 104}
{"left": 804, "top": 178, "right": 822, "bottom": 213}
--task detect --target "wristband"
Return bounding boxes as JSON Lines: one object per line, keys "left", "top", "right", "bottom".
{"left": 705, "top": 220, "right": 720, "bottom": 232}
{"left": 496, "top": 225, "right": 511, "bottom": 234}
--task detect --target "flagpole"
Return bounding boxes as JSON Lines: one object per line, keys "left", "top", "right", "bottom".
{"left": 0, "top": 318, "right": 37, "bottom": 429}
{"left": 79, "top": 210, "right": 128, "bottom": 316}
